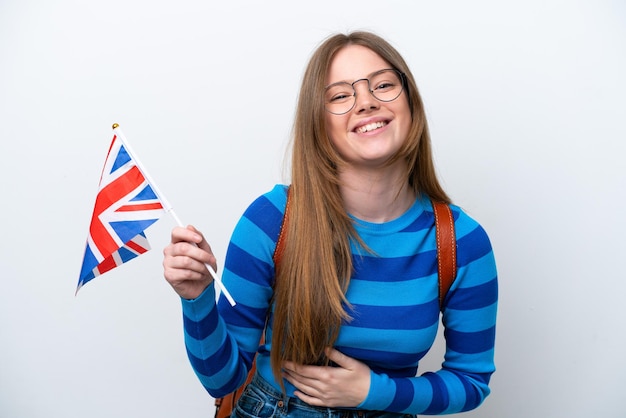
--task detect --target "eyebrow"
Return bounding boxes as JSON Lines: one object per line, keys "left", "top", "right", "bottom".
{"left": 325, "top": 68, "right": 393, "bottom": 88}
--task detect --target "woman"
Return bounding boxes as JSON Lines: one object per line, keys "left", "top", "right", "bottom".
{"left": 163, "top": 31, "right": 498, "bottom": 416}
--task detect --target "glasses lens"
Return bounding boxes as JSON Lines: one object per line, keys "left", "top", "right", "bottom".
{"left": 370, "top": 70, "right": 403, "bottom": 102}
{"left": 324, "top": 69, "right": 404, "bottom": 115}
{"left": 325, "top": 82, "right": 355, "bottom": 115}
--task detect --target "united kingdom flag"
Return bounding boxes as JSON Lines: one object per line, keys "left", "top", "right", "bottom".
{"left": 76, "top": 132, "right": 165, "bottom": 293}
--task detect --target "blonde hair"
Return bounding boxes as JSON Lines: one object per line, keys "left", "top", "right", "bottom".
{"left": 270, "top": 31, "right": 450, "bottom": 387}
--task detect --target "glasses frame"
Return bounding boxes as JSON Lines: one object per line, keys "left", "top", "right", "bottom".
{"left": 324, "top": 68, "right": 406, "bottom": 115}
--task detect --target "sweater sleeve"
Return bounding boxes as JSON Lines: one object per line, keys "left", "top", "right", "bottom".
{"left": 358, "top": 213, "right": 498, "bottom": 415}
{"left": 179, "top": 185, "right": 288, "bottom": 397}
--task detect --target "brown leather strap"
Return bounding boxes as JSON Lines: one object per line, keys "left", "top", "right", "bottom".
{"left": 432, "top": 200, "right": 457, "bottom": 310}
{"left": 273, "top": 186, "right": 291, "bottom": 267}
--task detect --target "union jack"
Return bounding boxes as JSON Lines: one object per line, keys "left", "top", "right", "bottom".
{"left": 77, "top": 133, "right": 165, "bottom": 293}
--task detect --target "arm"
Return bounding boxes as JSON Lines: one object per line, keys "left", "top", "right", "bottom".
{"left": 165, "top": 186, "right": 288, "bottom": 397}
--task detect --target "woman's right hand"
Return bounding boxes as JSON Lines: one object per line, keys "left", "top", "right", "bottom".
{"left": 163, "top": 225, "right": 217, "bottom": 300}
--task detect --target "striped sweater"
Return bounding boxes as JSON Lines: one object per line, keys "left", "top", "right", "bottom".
{"left": 181, "top": 184, "right": 498, "bottom": 415}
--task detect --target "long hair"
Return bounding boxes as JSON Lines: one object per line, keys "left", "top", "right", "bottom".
{"left": 270, "top": 31, "right": 450, "bottom": 388}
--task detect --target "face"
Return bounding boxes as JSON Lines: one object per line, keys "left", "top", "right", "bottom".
{"left": 325, "top": 45, "right": 411, "bottom": 170}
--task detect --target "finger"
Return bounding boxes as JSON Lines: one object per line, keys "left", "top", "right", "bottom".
{"left": 167, "top": 224, "right": 216, "bottom": 263}
{"left": 163, "top": 244, "right": 216, "bottom": 286}
{"left": 171, "top": 248, "right": 210, "bottom": 273}
{"left": 181, "top": 225, "right": 217, "bottom": 266}
{"left": 170, "top": 225, "right": 203, "bottom": 245}
{"left": 282, "top": 362, "right": 322, "bottom": 381}
{"left": 282, "top": 361, "right": 298, "bottom": 374}
{"left": 282, "top": 370, "right": 323, "bottom": 403}
{"left": 188, "top": 227, "right": 214, "bottom": 255}
{"left": 325, "top": 348, "right": 352, "bottom": 369}
{"left": 293, "top": 389, "right": 325, "bottom": 407}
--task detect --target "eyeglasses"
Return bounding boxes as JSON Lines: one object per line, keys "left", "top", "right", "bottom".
{"left": 324, "top": 69, "right": 405, "bottom": 115}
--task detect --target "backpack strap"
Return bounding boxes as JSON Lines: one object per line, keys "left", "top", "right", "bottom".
{"left": 273, "top": 186, "right": 292, "bottom": 267}
{"left": 256, "top": 187, "right": 292, "bottom": 345}
{"left": 432, "top": 200, "right": 457, "bottom": 310}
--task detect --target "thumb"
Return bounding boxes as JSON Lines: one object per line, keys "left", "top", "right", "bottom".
{"left": 184, "top": 225, "right": 216, "bottom": 271}
{"left": 185, "top": 224, "right": 202, "bottom": 240}
{"left": 186, "top": 225, "right": 211, "bottom": 250}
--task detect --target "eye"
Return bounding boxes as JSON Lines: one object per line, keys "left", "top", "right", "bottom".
{"left": 325, "top": 83, "right": 354, "bottom": 103}
{"left": 373, "top": 79, "right": 397, "bottom": 92}
{"left": 371, "top": 70, "right": 402, "bottom": 90}
{"left": 330, "top": 93, "right": 351, "bottom": 102}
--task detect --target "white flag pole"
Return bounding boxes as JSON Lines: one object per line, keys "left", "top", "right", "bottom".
{"left": 112, "top": 123, "right": 236, "bottom": 306}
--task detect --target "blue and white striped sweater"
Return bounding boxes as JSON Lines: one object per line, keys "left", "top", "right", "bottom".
{"left": 181, "top": 184, "right": 497, "bottom": 415}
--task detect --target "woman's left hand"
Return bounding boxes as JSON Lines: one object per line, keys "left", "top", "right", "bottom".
{"left": 282, "top": 348, "right": 371, "bottom": 408}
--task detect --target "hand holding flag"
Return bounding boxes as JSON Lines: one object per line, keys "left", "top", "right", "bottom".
{"left": 77, "top": 124, "right": 235, "bottom": 305}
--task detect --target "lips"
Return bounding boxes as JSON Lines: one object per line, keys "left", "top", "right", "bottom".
{"left": 354, "top": 121, "right": 388, "bottom": 134}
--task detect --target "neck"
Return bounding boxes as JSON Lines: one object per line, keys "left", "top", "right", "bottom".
{"left": 339, "top": 164, "right": 415, "bottom": 223}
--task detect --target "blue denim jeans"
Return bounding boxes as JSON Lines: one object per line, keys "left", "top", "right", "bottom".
{"left": 232, "top": 372, "right": 413, "bottom": 418}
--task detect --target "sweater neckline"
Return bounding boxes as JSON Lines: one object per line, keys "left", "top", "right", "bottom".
{"left": 349, "top": 195, "right": 428, "bottom": 235}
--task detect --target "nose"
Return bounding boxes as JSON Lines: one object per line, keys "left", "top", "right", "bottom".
{"left": 352, "top": 79, "right": 379, "bottom": 113}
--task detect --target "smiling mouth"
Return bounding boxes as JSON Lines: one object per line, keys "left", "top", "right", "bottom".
{"left": 355, "top": 121, "right": 387, "bottom": 134}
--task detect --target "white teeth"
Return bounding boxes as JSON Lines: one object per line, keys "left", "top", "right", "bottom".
{"left": 356, "top": 121, "right": 386, "bottom": 133}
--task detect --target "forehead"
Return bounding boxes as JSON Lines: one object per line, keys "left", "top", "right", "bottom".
{"left": 326, "top": 45, "right": 390, "bottom": 84}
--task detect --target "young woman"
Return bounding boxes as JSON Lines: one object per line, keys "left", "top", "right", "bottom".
{"left": 163, "top": 31, "right": 498, "bottom": 417}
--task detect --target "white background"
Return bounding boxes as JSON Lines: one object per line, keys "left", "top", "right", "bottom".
{"left": 1, "top": 1, "right": 624, "bottom": 417}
